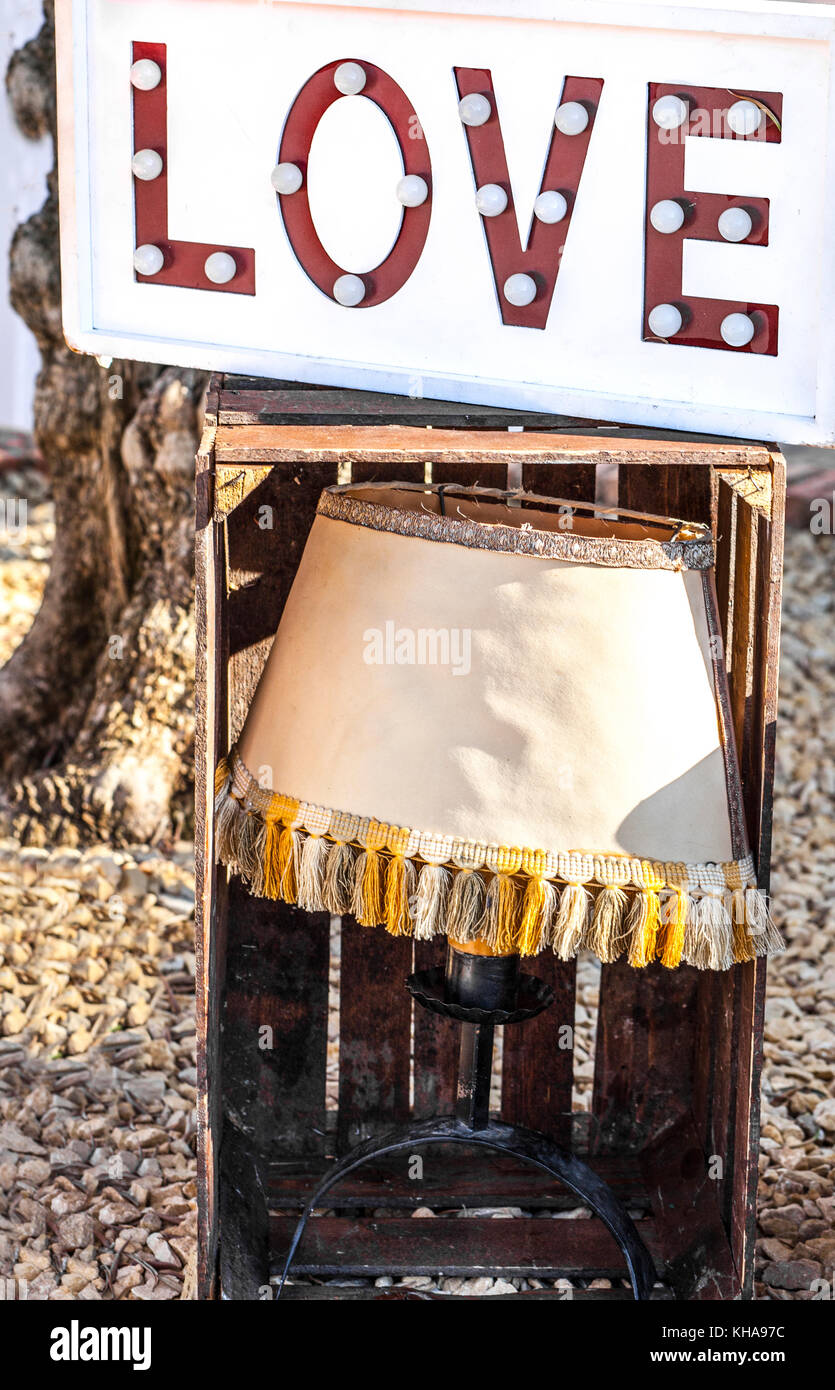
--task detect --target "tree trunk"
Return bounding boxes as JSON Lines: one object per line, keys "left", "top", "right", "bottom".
{"left": 3, "top": 2, "right": 202, "bottom": 846}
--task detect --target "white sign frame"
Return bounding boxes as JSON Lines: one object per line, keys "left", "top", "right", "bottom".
{"left": 57, "top": 0, "right": 835, "bottom": 443}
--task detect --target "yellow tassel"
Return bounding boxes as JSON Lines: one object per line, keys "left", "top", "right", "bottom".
{"left": 518, "top": 877, "right": 555, "bottom": 956}
{"left": 215, "top": 757, "right": 230, "bottom": 797}
{"left": 276, "top": 825, "right": 299, "bottom": 904}
{"left": 261, "top": 811, "right": 284, "bottom": 901}
{"left": 384, "top": 855, "right": 416, "bottom": 937}
{"left": 626, "top": 890, "right": 661, "bottom": 968}
{"left": 733, "top": 921, "right": 757, "bottom": 963}
{"left": 352, "top": 848, "right": 385, "bottom": 927}
{"left": 482, "top": 873, "right": 521, "bottom": 952}
{"left": 585, "top": 886, "right": 629, "bottom": 963}
{"left": 658, "top": 887, "right": 688, "bottom": 969}
{"left": 731, "top": 888, "right": 756, "bottom": 963}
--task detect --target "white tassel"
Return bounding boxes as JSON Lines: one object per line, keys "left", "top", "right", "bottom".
{"left": 551, "top": 884, "right": 592, "bottom": 961}
{"left": 447, "top": 870, "right": 486, "bottom": 943}
{"left": 322, "top": 841, "right": 356, "bottom": 915}
{"left": 745, "top": 887, "right": 785, "bottom": 957}
{"left": 297, "top": 835, "right": 330, "bottom": 912}
{"left": 684, "top": 891, "right": 733, "bottom": 970}
{"left": 412, "top": 864, "right": 452, "bottom": 941}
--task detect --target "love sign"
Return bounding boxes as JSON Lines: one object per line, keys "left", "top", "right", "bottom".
{"left": 57, "top": 0, "right": 835, "bottom": 442}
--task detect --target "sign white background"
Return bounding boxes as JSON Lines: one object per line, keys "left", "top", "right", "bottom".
{"left": 58, "top": 0, "right": 835, "bottom": 442}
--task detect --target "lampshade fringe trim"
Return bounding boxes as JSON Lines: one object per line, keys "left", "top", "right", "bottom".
{"left": 213, "top": 772, "right": 785, "bottom": 970}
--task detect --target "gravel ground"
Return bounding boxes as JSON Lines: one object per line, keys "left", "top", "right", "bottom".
{"left": 0, "top": 464, "right": 832, "bottom": 1300}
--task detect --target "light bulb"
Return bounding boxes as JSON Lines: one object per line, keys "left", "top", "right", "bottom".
{"left": 271, "top": 163, "right": 303, "bottom": 195}
{"left": 717, "top": 207, "right": 753, "bottom": 243}
{"left": 130, "top": 59, "right": 162, "bottom": 92}
{"left": 333, "top": 274, "right": 366, "bottom": 307}
{"left": 720, "top": 312, "right": 755, "bottom": 347}
{"left": 204, "top": 252, "right": 237, "bottom": 285}
{"left": 131, "top": 149, "right": 163, "bottom": 182}
{"left": 650, "top": 199, "right": 685, "bottom": 234}
{"left": 533, "top": 191, "right": 568, "bottom": 224}
{"left": 727, "top": 100, "right": 762, "bottom": 137}
{"left": 334, "top": 62, "right": 366, "bottom": 96}
{"left": 133, "top": 244, "right": 164, "bottom": 277}
{"left": 503, "top": 273, "right": 537, "bottom": 307}
{"left": 396, "top": 175, "right": 428, "bottom": 207}
{"left": 475, "top": 184, "right": 507, "bottom": 217}
{"left": 652, "top": 95, "right": 688, "bottom": 130}
{"left": 554, "top": 102, "right": 589, "bottom": 136}
{"left": 648, "top": 303, "right": 683, "bottom": 338}
{"left": 459, "top": 93, "right": 491, "bottom": 127}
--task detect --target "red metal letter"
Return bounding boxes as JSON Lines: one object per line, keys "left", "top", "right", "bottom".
{"left": 277, "top": 61, "right": 432, "bottom": 307}
{"left": 454, "top": 69, "right": 604, "bottom": 330}
{"left": 131, "top": 42, "right": 255, "bottom": 294}
{"left": 644, "top": 83, "right": 781, "bottom": 354}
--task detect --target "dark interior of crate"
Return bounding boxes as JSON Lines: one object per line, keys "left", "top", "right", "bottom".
{"left": 195, "top": 378, "right": 783, "bottom": 1301}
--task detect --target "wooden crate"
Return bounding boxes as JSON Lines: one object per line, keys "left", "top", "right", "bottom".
{"left": 194, "top": 374, "right": 785, "bottom": 1301}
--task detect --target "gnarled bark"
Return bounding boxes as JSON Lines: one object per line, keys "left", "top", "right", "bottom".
{"left": 2, "top": 4, "right": 202, "bottom": 845}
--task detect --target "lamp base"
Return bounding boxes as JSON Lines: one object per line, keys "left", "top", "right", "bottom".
{"left": 276, "top": 942, "right": 656, "bottom": 1301}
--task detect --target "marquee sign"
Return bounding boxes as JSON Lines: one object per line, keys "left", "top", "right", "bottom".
{"left": 57, "top": 0, "right": 835, "bottom": 442}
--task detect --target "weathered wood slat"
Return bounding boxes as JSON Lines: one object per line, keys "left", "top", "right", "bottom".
{"left": 214, "top": 424, "right": 772, "bottom": 468}
{"left": 194, "top": 411, "right": 226, "bottom": 1300}
{"left": 223, "top": 885, "right": 331, "bottom": 1156}
{"left": 266, "top": 1150, "right": 646, "bottom": 1209}
{"left": 219, "top": 388, "right": 600, "bottom": 430}
{"left": 640, "top": 1119, "right": 736, "bottom": 1300}
{"left": 270, "top": 1214, "right": 661, "bottom": 1279}
{"left": 412, "top": 939, "right": 459, "bottom": 1118}
{"left": 336, "top": 919, "right": 413, "bottom": 1151}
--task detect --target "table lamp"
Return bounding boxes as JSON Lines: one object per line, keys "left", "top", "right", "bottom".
{"left": 215, "top": 481, "right": 781, "bottom": 975}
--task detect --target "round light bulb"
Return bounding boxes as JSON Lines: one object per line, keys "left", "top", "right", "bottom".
{"left": 649, "top": 199, "right": 685, "bottom": 235}
{"left": 475, "top": 183, "right": 508, "bottom": 217}
{"left": 396, "top": 175, "right": 429, "bottom": 207}
{"left": 131, "top": 148, "right": 163, "bottom": 182}
{"left": 133, "top": 244, "right": 164, "bottom": 277}
{"left": 533, "top": 190, "right": 568, "bottom": 224}
{"left": 130, "top": 59, "right": 162, "bottom": 92}
{"left": 652, "top": 94, "right": 688, "bottom": 130}
{"left": 554, "top": 101, "right": 589, "bottom": 136}
{"left": 334, "top": 62, "right": 366, "bottom": 96}
{"left": 727, "top": 100, "right": 762, "bottom": 137}
{"left": 503, "top": 273, "right": 537, "bottom": 308}
{"left": 204, "top": 252, "right": 237, "bottom": 285}
{"left": 271, "top": 162, "right": 303, "bottom": 195}
{"left": 717, "top": 207, "right": 753, "bottom": 243}
{"left": 459, "top": 93, "right": 491, "bottom": 127}
{"left": 648, "top": 303, "right": 683, "bottom": 338}
{"left": 333, "top": 273, "right": 366, "bottom": 307}
{"left": 720, "top": 312, "right": 756, "bottom": 347}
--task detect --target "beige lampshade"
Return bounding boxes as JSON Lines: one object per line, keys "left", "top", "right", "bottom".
{"left": 215, "top": 483, "right": 782, "bottom": 971}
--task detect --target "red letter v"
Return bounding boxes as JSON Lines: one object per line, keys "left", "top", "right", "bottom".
{"left": 454, "top": 69, "right": 603, "bottom": 329}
